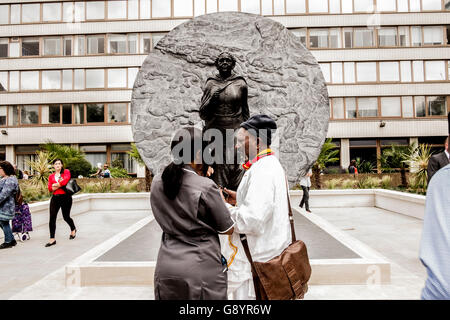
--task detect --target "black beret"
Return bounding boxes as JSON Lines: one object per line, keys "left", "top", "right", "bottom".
{"left": 240, "top": 114, "right": 277, "bottom": 145}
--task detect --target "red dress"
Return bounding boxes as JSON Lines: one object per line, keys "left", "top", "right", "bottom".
{"left": 48, "top": 170, "right": 71, "bottom": 195}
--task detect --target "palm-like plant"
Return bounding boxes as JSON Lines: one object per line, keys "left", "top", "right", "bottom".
{"left": 312, "top": 138, "right": 340, "bottom": 189}
{"left": 41, "top": 142, "right": 92, "bottom": 177}
{"left": 26, "top": 151, "right": 54, "bottom": 188}
{"left": 380, "top": 144, "right": 413, "bottom": 187}
{"left": 404, "top": 143, "right": 432, "bottom": 193}
{"left": 128, "top": 143, "right": 152, "bottom": 192}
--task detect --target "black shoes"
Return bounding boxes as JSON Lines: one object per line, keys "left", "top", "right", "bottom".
{"left": 45, "top": 241, "right": 56, "bottom": 247}
{"left": 0, "top": 240, "right": 17, "bottom": 249}
{"left": 69, "top": 229, "right": 77, "bottom": 240}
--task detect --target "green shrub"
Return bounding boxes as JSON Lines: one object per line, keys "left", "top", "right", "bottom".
{"left": 81, "top": 180, "right": 111, "bottom": 193}
{"left": 381, "top": 176, "right": 393, "bottom": 189}
{"left": 110, "top": 167, "right": 129, "bottom": 178}
{"left": 324, "top": 178, "right": 342, "bottom": 189}
{"left": 115, "top": 180, "right": 140, "bottom": 193}
{"left": 341, "top": 179, "right": 357, "bottom": 189}
{"left": 20, "top": 182, "right": 51, "bottom": 203}
{"left": 357, "top": 176, "right": 381, "bottom": 189}
{"left": 66, "top": 157, "right": 92, "bottom": 178}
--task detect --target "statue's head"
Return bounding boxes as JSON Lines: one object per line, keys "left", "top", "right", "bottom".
{"left": 215, "top": 52, "right": 236, "bottom": 73}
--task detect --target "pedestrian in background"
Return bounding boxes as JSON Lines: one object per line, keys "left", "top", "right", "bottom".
{"left": 299, "top": 168, "right": 312, "bottom": 213}
{"left": 348, "top": 160, "right": 358, "bottom": 175}
{"left": 45, "top": 159, "right": 77, "bottom": 247}
{"left": 0, "top": 161, "right": 19, "bottom": 249}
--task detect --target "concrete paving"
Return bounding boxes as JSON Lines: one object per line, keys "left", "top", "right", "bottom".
{"left": 3, "top": 205, "right": 428, "bottom": 300}
{"left": 0, "top": 209, "right": 149, "bottom": 300}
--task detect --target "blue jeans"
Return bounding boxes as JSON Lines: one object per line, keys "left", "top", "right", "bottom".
{"left": 0, "top": 219, "right": 14, "bottom": 243}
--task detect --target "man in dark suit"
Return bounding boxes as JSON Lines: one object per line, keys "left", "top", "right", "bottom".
{"left": 427, "top": 137, "right": 449, "bottom": 184}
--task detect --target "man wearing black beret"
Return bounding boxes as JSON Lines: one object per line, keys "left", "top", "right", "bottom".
{"left": 220, "top": 114, "right": 292, "bottom": 300}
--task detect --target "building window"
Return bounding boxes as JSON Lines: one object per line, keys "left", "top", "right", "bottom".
{"left": 291, "top": 28, "right": 307, "bottom": 46}
{"left": 42, "top": 70, "right": 61, "bottom": 90}
{"left": 107, "top": 69, "right": 127, "bottom": 88}
{"left": 411, "top": 27, "right": 422, "bottom": 46}
{"left": 41, "top": 105, "right": 61, "bottom": 124}
{"left": 400, "top": 61, "right": 412, "bottom": 82}
{"left": 140, "top": 0, "right": 151, "bottom": 19}
{"left": 128, "top": 0, "right": 139, "bottom": 19}
{"left": 141, "top": 34, "right": 151, "bottom": 53}
{"left": 423, "top": 26, "right": 443, "bottom": 45}
{"left": 74, "top": 2, "right": 85, "bottom": 22}
{"left": 332, "top": 98, "right": 344, "bottom": 119}
{"left": 345, "top": 98, "right": 357, "bottom": 119}
{"left": 152, "top": 34, "right": 165, "bottom": 48}
{"left": 87, "top": 35, "right": 105, "bottom": 54}
{"left": 0, "top": 106, "right": 6, "bottom": 126}
{"left": 402, "top": 97, "right": 414, "bottom": 118}
{"left": 354, "top": 28, "right": 374, "bottom": 47}
{"left": 20, "top": 106, "right": 39, "bottom": 125}
{"left": 63, "top": 104, "right": 72, "bottom": 124}
{"left": 63, "top": 2, "right": 74, "bottom": 22}
{"left": 343, "top": 28, "right": 353, "bottom": 48}
{"left": 331, "top": 62, "right": 343, "bottom": 83}
{"left": 422, "top": 0, "right": 442, "bottom": 10}
{"left": 273, "top": 0, "right": 285, "bottom": 15}
{"left": 329, "top": 28, "right": 342, "bottom": 48}
{"left": 344, "top": 62, "right": 355, "bottom": 83}
{"left": 75, "top": 36, "right": 85, "bottom": 56}
{"left": 22, "top": 4, "right": 41, "bottom": 23}
{"left": 86, "top": 1, "right": 105, "bottom": 20}
{"left": 20, "top": 71, "right": 39, "bottom": 91}
{"left": 174, "top": 0, "right": 194, "bottom": 16}
{"left": 379, "top": 62, "right": 399, "bottom": 82}
{"left": 398, "top": 27, "right": 410, "bottom": 46}
{"left": 108, "top": 35, "right": 127, "bottom": 54}
{"left": 445, "top": 0, "right": 450, "bottom": 10}
{"left": 22, "top": 38, "right": 40, "bottom": 56}
{"left": 8, "top": 106, "right": 18, "bottom": 126}
{"left": 10, "top": 5, "right": 20, "bottom": 24}
{"left": 378, "top": 28, "right": 397, "bottom": 46}
{"left": 74, "top": 69, "right": 85, "bottom": 90}
{"left": 412, "top": 61, "right": 424, "bottom": 82}
{"left": 319, "top": 63, "right": 330, "bottom": 83}
{"left": 414, "top": 96, "right": 426, "bottom": 117}
{"left": 308, "top": 0, "right": 328, "bottom": 13}
{"left": 9, "top": 71, "right": 19, "bottom": 92}
{"left": 427, "top": 96, "right": 447, "bottom": 116}
{"left": 377, "top": 0, "right": 396, "bottom": 12}
{"left": 0, "top": 39, "right": 7, "bottom": 57}
{"left": 0, "top": 5, "right": 8, "bottom": 24}
{"left": 309, "top": 29, "right": 328, "bottom": 48}
{"left": 380, "top": 97, "right": 401, "bottom": 117}
{"left": 128, "top": 68, "right": 139, "bottom": 88}
{"left": 74, "top": 104, "right": 84, "bottom": 124}
{"left": 62, "top": 70, "right": 72, "bottom": 90}
{"left": 152, "top": 0, "right": 172, "bottom": 17}
{"left": 241, "top": 0, "right": 261, "bottom": 14}
{"left": 43, "top": 37, "right": 62, "bottom": 56}
{"left": 81, "top": 145, "right": 107, "bottom": 169}
{"left": 108, "top": 103, "right": 127, "bottom": 123}
{"left": 108, "top": 0, "right": 127, "bottom": 20}
{"left": 0, "top": 72, "right": 7, "bottom": 91}
{"left": 43, "top": 3, "right": 62, "bottom": 22}
{"left": 358, "top": 97, "right": 378, "bottom": 117}
{"left": 356, "top": 62, "right": 377, "bottom": 82}
{"left": 86, "top": 69, "right": 105, "bottom": 89}
{"left": 64, "top": 37, "right": 72, "bottom": 56}
{"left": 341, "top": 0, "right": 353, "bottom": 13}
{"left": 86, "top": 104, "right": 105, "bottom": 123}
{"left": 128, "top": 34, "right": 138, "bottom": 54}
{"left": 354, "top": 0, "right": 374, "bottom": 12}
{"left": 425, "top": 61, "right": 446, "bottom": 81}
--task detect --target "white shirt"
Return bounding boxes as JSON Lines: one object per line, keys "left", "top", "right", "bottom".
{"left": 221, "top": 155, "right": 292, "bottom": 284}
{"left": 299, "top": 168, "right": 312, "bottom": 187}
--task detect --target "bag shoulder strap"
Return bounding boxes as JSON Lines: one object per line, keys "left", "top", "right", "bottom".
{"left": 239, "top": 174, "right": 296, "bottom": 263}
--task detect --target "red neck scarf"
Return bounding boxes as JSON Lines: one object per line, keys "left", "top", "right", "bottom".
{"left": 242, "top": 149, "right": 274, "bottom": 170}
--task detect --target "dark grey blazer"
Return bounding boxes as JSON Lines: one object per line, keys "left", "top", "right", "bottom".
{"left": 427, "top": 151, "right": 450, "bottom": 183}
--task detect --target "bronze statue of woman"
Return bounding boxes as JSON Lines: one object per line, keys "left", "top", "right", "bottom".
{"left": 200, "top": 52, "right": 250, "bottom": 190}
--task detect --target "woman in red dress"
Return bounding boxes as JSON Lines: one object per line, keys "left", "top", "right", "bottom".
{"left": 45, "top": 159, "right": 77, "bottom": 247}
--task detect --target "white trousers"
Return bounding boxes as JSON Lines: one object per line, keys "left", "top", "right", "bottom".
{"left": 227, "top": 279, "right": 256, "bottom": 300}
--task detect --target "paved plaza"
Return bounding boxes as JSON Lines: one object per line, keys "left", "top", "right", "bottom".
{"left": 0, "top": 201, "right": 427, "bottom": 300}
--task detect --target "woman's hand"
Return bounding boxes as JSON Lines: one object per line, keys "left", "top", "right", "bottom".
{"left": 224, "top": 188, "right": 237, "bottom": 206}
{"left": 206, "top": 166, "right": 214, "bottom": 177}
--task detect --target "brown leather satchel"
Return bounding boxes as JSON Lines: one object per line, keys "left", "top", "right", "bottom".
{"left": 240, "top": 178, "right": 312, "bottom": 300}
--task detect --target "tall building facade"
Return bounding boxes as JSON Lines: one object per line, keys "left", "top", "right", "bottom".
{"left": 0, "top": 0, "right": 449, "bottom": 175}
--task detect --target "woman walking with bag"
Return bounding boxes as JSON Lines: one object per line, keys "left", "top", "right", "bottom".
{"left": 0, "top": 161, "right": 19, "bottom": 249}
{"left": 46, "top": 159, "right": 77, "bottom": 247}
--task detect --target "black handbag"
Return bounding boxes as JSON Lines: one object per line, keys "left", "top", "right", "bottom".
{"left": 63, "top": 179, "right": 81, "bottom": 196}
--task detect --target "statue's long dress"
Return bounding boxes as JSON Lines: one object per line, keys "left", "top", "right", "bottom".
{"left": 200, "top": 73, "right": 250, "bottom": 190}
